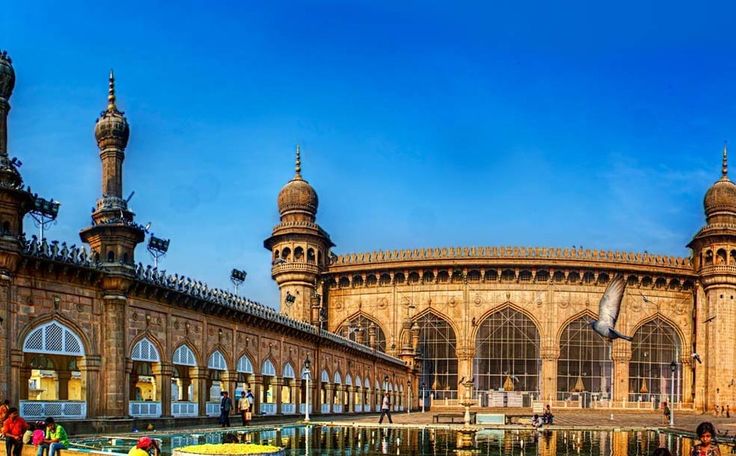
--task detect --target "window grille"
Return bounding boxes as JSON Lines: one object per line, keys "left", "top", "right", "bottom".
{"left": 282, "top": 363, "right": 295, "bottom": 379}
{"left": 237, "top": 355, "right": 254, "bottom": 374}
{"left": 23, "top": 321, "right": 85, "bottom": 356}
{"left": 334, "top": 372, "right": 342, "bottom": 384}
{"left": 557, "top": 317, "right": 611, "bottom": 400}
{"left": 131, "top": 338, "right": 160, "bottom": 362}
{"left": 628, "top": 318, "right": 682, "bottom": 402}
{"left": 208, "top": 351, "right": 227, "bottom": 370}
{"left": 261, "top": 359, "right": 276, "bottom": 376}
{"left": 321, "top": 370, "right": 330, "bottom": 383}
{"left": 416, "top": 312, "right": 458, "bottom": 400}
{"left": 336, "top": 315, "right": 387, "bottom": 352}
{"left": 173, "top": 345, "right": 196, "bottom": 366}
{"left": 355, "top": 376, "right": 362, "bottom": 388}
{"left": 345, "top": 374, "right": 352, "bottom": 385}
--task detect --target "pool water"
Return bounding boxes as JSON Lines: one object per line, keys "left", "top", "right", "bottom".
{"left": 73, "top": 426, "right": 702, "bottom": 456}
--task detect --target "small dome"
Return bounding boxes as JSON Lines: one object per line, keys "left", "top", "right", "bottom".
{"left": 278, "top": 177, "right": 318, "bottom": 216}
{"left": 277, "top": 145, "right": 318, "bottom": 219}
{"left": 94, "top": 71, "right": 129, "bottom": 149}
{"left": 704, "top": 144, "right": 736, "bottom": 221}
{"left": 0, "top": 50, "right": 15, "bottom": 100}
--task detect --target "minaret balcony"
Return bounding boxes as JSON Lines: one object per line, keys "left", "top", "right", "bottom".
{"left": 271, "top": 261, "right": 320, "bottom": 275}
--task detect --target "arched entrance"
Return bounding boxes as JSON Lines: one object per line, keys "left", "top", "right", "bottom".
{"left": 281, "top": 362, "right": 296, "bottom": 414}
{"left": 415, "top": 312, "right": 458, "bottom": 404}
{"left": 628, "top": 318, "right": 682, "bottom": 405}
{"left": 129, "top": 337, "right": 162, "bottom": 417}
{"left": 20, "top": 321, "right": 87, "bottom": 419}
{"left": 171, "top": 344, "right": 198, "bottom": 416}
{"left": 333, "top": 371, "right": 343, "bottom": 413}
{"left": 206, "top": 350, "right": 228, "bottom": 416}
{"left": 235, "top": 355, "right": 254, "bottom": 399}
{"left": 473, "top": 307, "right": 540, "bottom": 407}
{"left": 336, "top": 314, "right": 387, "bottom": 352}
{"left": 320, "top": 370, "right": 330, "bottom": 414}
{"left": 557, "top": 317, "right": 612, "bottom": 406}
{"left": 260, "top": 359, "right": 277, "bottom": 415}
{"left": 354, "top": 376, "right": 363, "bottom": 412}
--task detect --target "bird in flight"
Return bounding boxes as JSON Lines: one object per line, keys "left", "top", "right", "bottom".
{"left": 591, "top": 274, "right": 633, "bottom": 341}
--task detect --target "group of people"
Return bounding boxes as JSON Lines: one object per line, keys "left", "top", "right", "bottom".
{"left": 1, "top": 400, "right": 69, "bottom": 456}
{"left": 531, "top": 405, "right": 555, "bottom": 428}
{"left": 217, "top": 391, "right": 256, "bottom": 427}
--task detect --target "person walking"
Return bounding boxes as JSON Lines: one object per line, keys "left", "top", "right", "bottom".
{"left": 237, "top": 392, "right": 251, "bottom": 426}
{"left": 662, "top": 402, "right": 671, "bottom": 425}
{"left": 35, "top": 417, "right": 69, "bottom": 456}
{"left": 219, "top": 391, "right": 233, "bottom": 427}
{"left": 378, "top": 392, "right": 393, "bottom": 424}
{"left": 1, "top": 408, "right": 28, "bottom": 456}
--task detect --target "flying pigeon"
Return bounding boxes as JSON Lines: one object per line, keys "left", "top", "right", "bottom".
{"left": 705, "top": 315, "right": 717, "bottom": 323}
{"left": 590, "top": 273, "right": 633, "bottom": 341}
{"left": 691, "top": 353, "right": 703, "bottom": 364}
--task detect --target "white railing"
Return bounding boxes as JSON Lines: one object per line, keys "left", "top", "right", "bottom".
{"left": 172, "top": 401, "right": 198, "bottom": 417}
{"left": 281, "top": 403, "right": 296, "bottom": 415}
{"left": 20, "top": 401, "right": 86, "bottom": 419}
{"left": 364, "top": 404, "right": 371, "bottom": 412}
{"left": 321, "top": 403, "right": 330, "bottom": 414}
{"left": 129, "top": 401, "right": 162, "bottom": 417}
{"left": 333, "top": 404, "right": 343, "bottom": 413}
{"left": 260, "top": 403, "right": 276, "bottom": 415}
{"left": 298, "top": 403, "right": 313, "bottom": 414}
{"left": 206, "top": 402, "right": 220, "bottom": 417}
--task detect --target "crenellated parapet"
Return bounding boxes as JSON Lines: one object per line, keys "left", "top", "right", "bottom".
{"left": 331, "top": 245, "right": 691, "bottom": 269}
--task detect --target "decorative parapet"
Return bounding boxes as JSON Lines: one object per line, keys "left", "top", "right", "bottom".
{"left": 19, "top": 235, "right": 404, "bottom": 367}
{"left": 331, "top": 246, "right": 692, "bottom": 269}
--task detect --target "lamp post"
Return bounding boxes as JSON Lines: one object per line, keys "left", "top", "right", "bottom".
{"left": 670, "top": 361, "right": 676, "bottom": 426}
{"left": 303, "top": 357, "right": 311, "bottom": 423}
{"left": 407, "top": 379, "right": 411, "bottom": 415}
{"left": 421, "top": 382, "right": 426, "bottom": 413}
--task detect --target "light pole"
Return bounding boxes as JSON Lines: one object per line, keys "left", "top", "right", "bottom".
{"left": 670, "top": 360, "right": 676, "bottom": 426}
{"left": 304, "top": 357, "right": 311, "bottom": 423}
{"left": 407, "top": 379, "right": 411, "bottom": 415}
{"left": 421, "top": 382, "right": 426, "bottom": 413}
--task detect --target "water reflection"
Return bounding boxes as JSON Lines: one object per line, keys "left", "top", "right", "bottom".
{"left": 74, "top": 427, "right": 697, "bottom": 456}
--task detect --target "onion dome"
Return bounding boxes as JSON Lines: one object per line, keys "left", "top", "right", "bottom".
{"left": 704, "top": 143, "right": 736, "bottom": 223}
{"left": 277, "top": 145, "right": 319, "bottom": 220}
{"left": 94, "top": 70, "right": 129, "bottom": 150}
{"left": 0, "top": 50, "right": 15, "bottom": 101}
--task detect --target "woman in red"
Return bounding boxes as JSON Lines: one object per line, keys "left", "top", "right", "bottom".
{"left": 1, "top": 407, "right": 29, "bottom": 456}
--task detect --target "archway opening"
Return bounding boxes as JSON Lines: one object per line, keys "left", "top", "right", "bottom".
{"left": 415, "top": 312, "right": 458, "bottom": 405}
{"left": 628, "top": 318, "right": 682, "bottom": 406}
{"left": 557, "top": 317, "right": 612, "bottom": 406}
{"left": 129, "top": 338, "right": 161, "bottom": 417}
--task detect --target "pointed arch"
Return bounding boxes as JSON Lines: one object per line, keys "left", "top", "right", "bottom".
{"left": 19, "top": 315, "right": 91, "bottom": 356}
{"left": 413, "top": 308, "right": 458, "bottom": 399}
{"left": 23, "top": 320, "right": 85, "bottom": 356}
{"left": 335, "top": 311, "right": 387, "bottom": 352}
{"left": 412, "top": 307, "right": 461, "bottom": 338}
{"left": 630, "top": 312, "right": 687, "bottom": 346}
{"left": 555, "top": 309, "right": 597, "bottom": 343}
{"left": 261, "top": 358, "right": 276, "bottom": 377}
{"left": 282, "top": 362, "right": 296, "bottom": 379}
{"left": 334, "top": 370, "right": 342, "bottom": 384}
{"left": 321, "top": 369, "right": 330, "bottom": 383}
{"left": 471, "top": 301, "right": 542, "bottom": 340}
{"left": 236, "top": 353, "right": 255, "bottom": 374}
{"left": 628, "top": 315, "right": 683, "bottom": 402}
{"left": 473, "top": 303, "right": 541, "bottom": 393}
{"left": 345, "top": 373, "right": 352, "bottom": 386}
{"left": 173, "top": 344, "right": 198, "bottom": 366}
{"left": 556, "top": 314, "right": 611, "bottom": 400}
{"left": 355, "top": 376, "right": 362, "bottom": 388}
{"left": 208, "top": 350, "right": 228, "bottom": 371}
{"left": 130, "top": 336, "right": 161, "bottom": 362}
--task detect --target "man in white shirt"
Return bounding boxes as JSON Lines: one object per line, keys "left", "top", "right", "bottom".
{"left": 237, "top": 392, "right": 251, "bottom": 425}
{"left": 378, "top": 392, "right": 393, "bottom": 424}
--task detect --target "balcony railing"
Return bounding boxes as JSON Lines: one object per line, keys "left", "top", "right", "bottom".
{"left": 129, "top": 401, "right": 161, "bottom": 417}
{"left": 333, "top": 404, "right": 343, "bottom": 413}
{"left": 321, "top": 404, "right": 330, "bottom": 414}
{"left": 260, "top": 403, "right": 276, "bottom": 415}
{"left": 281, "top": 403, "right": 296, "bottom": 415}
{"left": 298, "top": 403, "right": 313, "bottom": 414}
{"left": 172, "top": 401, "right": 198, "bottom": 417}
{"left": 205, "top": 402, "right": 220, "bottom": 417}
{"left": 20, "top": 401, "right": 86, "bottom": 420}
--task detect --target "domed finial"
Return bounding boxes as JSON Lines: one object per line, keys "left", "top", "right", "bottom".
{"left": 723, "top": 141, "right": 729, "bottom": 178}
{"left": 295, "top": 144, "right": 302, "bottom": 178}
{"left": 107, "top": 69, "right": 117, "bottom": 112}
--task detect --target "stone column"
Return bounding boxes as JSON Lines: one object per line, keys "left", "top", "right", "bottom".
{"left": 57, "top": 371, "right": 72, "bottom": 401}
{"left": 540, "top": 347, "right": 559, "bottom": 403}
{"left": 79, "top": 355, "right": 101, "bottom": 418}
{"left": 611, "top": 341, "right": 632, "bottom": 403}
{"left": 680, "top": 355, "right": 693, "bottom": 406}
{"left": 348, "top": 386, "right": 356, "bottom": 413}
{"left": 252, "top": 375, "right": 263, "bottom": 414}
{"left": 101, "top": 295, "right": 128, "bottom": 417}
{"left": 324, "top": 384, "right": 334, "bottom": 413}
{"left": 18, "top": 365, "right": 31, "bottom": 401}
{"left": 273, "top": 378, "right": 283, "bottom": 414}
{"left": 9, "top": 349, "right": 23, "bottom": 405}
{"left": 190, "top": 367, "right": 208, "bottom": 417}
{"left": 456, "top": 345, "right": 475, "bottom": 401}
{"left": 153, "top": 363, "right": 172, "bottom": 417}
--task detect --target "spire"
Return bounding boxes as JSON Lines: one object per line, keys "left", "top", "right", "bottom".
{"left": 295, "top": 144, "right": 302, "bottom": 178}
{"left": 107, "top": 69, "right": 117, "bottom": 112}
{"left": 723, "top": 141, "right": 729, "bottom": 178}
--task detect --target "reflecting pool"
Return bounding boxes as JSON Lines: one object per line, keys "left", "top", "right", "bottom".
{"left": 73, "top": 426, "right": 702, "bottom": 456}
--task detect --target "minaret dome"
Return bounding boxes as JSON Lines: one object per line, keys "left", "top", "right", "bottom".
{"left": 94, "top": 70, "right": 130, "bottom": 150}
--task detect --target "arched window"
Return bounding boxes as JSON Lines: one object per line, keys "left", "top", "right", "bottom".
{"left": 557, "top": 317, "right": 612, "bottom": 400}
{"left": 237, "top": 355, "right": 254, "bottom": 374}
{"left": 474, "top": 307, "right": 540, "bottom": 394}
{"left": 334, "top": 371, "right": 342, "bottom": 384}
{"left": 283, "top": 363, "right": 296, "bottom": 379}
{"left": 415, "top": 312, "right": 458, "bottom": 400}
{"left": 131, "top": 338, "right": 160, "bottom": 362}
{"left": 628, "top": 318, "right": 682, "bottom": 403}
{"left": 321, "top": 370, "right": 330, "bottom": 383}
{"left": 345, "top": 374, "right": 352, "bottom": 386}
{"left": 173, "top": 345, "right": 197, "bottom": 366}
{"left": 261, "top": 359, "right": 276, "bottom": 377}
{"left": 208, "top": 351, "right": 227, "bottom": 371}
{"left": 336, "top": 314, "right": 387, "bottom": 352}
{"left": 24, "top": 321, "right": 85, "bottom": 356}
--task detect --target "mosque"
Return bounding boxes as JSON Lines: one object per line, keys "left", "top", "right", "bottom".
{"left": 0, "top": 49, "right": 732, "bottom": 427}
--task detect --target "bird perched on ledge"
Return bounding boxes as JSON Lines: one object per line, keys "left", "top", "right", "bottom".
{"left": 591, "top": 274, "right": 633, "bottom": 341}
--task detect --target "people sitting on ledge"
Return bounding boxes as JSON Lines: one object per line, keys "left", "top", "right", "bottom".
{"left": 542, "top": 404, "right": 554, "bottom": 425}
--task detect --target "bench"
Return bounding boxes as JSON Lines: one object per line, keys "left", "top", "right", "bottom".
{"left": 433, "top": 412, "right": 476, "bottom": 424}
{"left": 476, "top": 413, "right": 505, "bottom": 425}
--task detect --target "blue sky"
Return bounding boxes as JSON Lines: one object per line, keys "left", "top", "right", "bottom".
{"left": 3, "top": 1, "right": 736, "bottom": 307}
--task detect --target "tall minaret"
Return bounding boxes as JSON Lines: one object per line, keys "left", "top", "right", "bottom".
{"left": 264, "top": 146, "right": 334, "bottom": 323}
{"left": 0, "top": 51, "right": 33, "bottom": 250}
{"left": 688, "top": 143, "right": 736, "bottom": 412}
{"left": 79, "top": 71, "right": 145, "bottom": 269}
